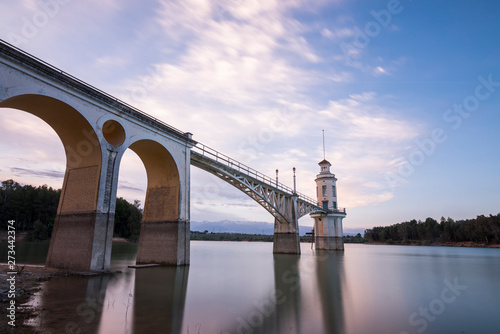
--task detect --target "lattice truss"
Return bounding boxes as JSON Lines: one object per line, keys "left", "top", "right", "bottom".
{"left": 191, "top": 152, "right": 323, "bottom": 225}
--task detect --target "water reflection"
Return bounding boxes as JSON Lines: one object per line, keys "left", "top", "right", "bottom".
{"left": 7, "top": 242, "right": 499, "bottom": 333}
{"left": 132, "top": 266, "right": 189, "bottom": 334}
{"left": 238, "top": 251, "right": 345, "bottom": 334}
{"left": 315, "top": 250, "right": 345, "bottom": 334}
{"left": 34, "top": 274, "right": 110, "bottom": 333}
{"left": 272, "top": 254, "right": 302, "bottom": 334}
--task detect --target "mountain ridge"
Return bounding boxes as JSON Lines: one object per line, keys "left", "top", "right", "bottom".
{"left": 191, "top": 220, "right": 364, "bottom": 236}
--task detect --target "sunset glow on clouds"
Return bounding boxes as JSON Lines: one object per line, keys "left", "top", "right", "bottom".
{"left": 1, "top": 0, "right": 499, "bottom": 229}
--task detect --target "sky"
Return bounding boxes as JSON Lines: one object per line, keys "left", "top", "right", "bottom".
{"left": 0, "top": 0, "right": 499, "bottom": 231}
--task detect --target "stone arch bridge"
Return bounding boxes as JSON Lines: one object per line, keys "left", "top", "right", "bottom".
{"left": 0, "top": 40, "right": 324, "bottom": 271}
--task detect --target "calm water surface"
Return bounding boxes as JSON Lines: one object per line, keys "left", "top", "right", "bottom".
{"left": 2, "top": 241, "right": 500, "bottom": 334}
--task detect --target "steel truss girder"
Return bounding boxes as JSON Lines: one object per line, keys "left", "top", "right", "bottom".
{"left": 191, "top": 152, "right": 324, "bottom": 225}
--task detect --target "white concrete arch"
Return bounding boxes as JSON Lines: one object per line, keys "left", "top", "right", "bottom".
{"left": 128, "top": 138, "right": 188, "bottom": 265}
{"left": 1, "top": 41, "right": 195, "bottom": 270}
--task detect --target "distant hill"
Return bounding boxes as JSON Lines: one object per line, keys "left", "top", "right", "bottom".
{"left": 190, "top": 220, "right": 364, "bottom": 236}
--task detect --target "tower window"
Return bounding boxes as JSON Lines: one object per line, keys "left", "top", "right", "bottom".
{"left": 332, "top": 185, "right": 336, "bottom": 197}
{"left": 322, "top": 185, "right": 327, "bottom": 197}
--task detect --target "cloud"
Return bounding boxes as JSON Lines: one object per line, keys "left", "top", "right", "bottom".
{"left": 118, "top": 182, "right": 144, "bottom": 193}
{"left": 312, "top": 92, "right": 422, "bottom": 208}
{"left": 373, "top": 66, "right": 388, "bottom": 76}
{"left": 321, "top": 27, "right": 356, "bottom": 40}
{"left": 0, "top": 0, "right": 421, "bottom": 225}
{"left": 10, "top": 167, "right": 64, "bottom": 179}
{"left": 319, "top": 93, "right": 418, "bottom": 142}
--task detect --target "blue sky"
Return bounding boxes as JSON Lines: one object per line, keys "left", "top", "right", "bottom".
{"left": 0, "top": 0, "right": 499, "bottom": 230}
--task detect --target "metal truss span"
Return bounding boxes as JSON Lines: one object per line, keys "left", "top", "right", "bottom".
{"left": 190, "top": 144, "right": 325, "bottom": 225}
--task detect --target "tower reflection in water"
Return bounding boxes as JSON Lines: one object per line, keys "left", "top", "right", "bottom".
{"left": 132, "top": 266, "right": 189, "bottom": 334}
{"left": 230, "top": 250, "right": 345, "bottom": 334}
{"left": 315, "top": 250, "right": 345, "bottom": 334}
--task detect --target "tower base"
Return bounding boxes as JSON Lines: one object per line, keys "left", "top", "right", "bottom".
{"left": 310, "top": 211, "right": 345, "bottom": 252}
{"left": 315, "top": 236, "right": 344, "bottom": 251}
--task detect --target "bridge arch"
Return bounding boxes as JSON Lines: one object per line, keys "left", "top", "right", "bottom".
{"left": 0, "top": 94, "right": 102, "bottom": 170}
{"left": 1, "top": 42, "right": 195, "bottom": 270}
{"left": 126, "top": 137, "right": 189, "bottom": 265}
{"left": 0, "top": 93, "right": 116, "bottom": 270}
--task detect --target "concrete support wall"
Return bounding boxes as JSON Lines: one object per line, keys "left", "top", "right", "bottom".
{"left": 134, "top": 140, "right": 191, "bottom": 266}
{"left": 311, "top": 213, "right": 345, "bottom": 251}
{"left": 273, "top": 195, "right": 300, "bottom": 254}
{"left": 136, "top": 219, "right": 190, "bottom": 265}
{"left": 46, "top": 148, "right": 120, "bottom": 271}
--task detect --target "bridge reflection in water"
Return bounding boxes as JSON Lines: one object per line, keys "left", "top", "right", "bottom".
{"left": 223, "top": 250, "right": 345, "bottom": 334}
{"left": 32, "top": 274, "right": 110, "bottom": 333}
{"left": 18, "top": 242, "right": 346, "bottom": 333}
{"left": 133, "top": 266, "right": 189, "bottom": 333}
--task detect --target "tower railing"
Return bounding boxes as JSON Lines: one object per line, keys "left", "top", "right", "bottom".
{"left": 192, "top": 143, "right": 318, "bottom": 205}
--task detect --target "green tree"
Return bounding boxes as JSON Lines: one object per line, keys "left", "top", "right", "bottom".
{"left": 113, "top": 197, "right": 142, "bottom": 240}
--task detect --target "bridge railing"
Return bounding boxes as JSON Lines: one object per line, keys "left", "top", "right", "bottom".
{"left": 0, "top": 39, "right": 190, "bottom": 140}
{"left": 192, "top": 143, "right": 318, "bottom": 206}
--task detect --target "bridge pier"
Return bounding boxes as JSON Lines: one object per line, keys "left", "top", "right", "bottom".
{"left": 273, "top": 230, "right": 301, "bottom": 254}
{"left": 46, "top": 145, "right": 120, "bottom": 271}
{"left": 133, "top": 140, "right": 190, "bottom": 266}
{"left": 273, "top": 195, "right": 300, "bottom": 254}
{"left": 136, "top": 218, "right": 190, "bottom": 266}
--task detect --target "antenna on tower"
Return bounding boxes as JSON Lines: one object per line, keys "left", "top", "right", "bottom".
{"left": 322, "top": 129, "right": 326, "bottom": 160}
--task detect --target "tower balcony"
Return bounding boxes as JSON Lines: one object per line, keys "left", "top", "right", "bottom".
{"left": 317, "top": 203, "right": 346, "bottom": 214}
{"left": 329, "top": 207, "right": 346, "bottom": 214}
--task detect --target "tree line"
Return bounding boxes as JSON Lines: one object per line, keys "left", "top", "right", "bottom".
{"left": 0, "top": 179, "right": 142, "bottom": 241}
{"left": 364, "top": 215, "right": 500, "bottom": 245}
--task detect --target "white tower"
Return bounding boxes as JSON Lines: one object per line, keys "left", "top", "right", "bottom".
{"left": 310, "top": 159, "right": 346, "bottom": 250}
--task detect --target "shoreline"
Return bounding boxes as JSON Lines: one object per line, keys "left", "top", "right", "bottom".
{"left": 366, "top": 241, "right": 500, "bottom": 248}
{"left": 0, "top": 264, "right": 65, "bottom": 333}
{"left": 0, "top": 264, "right": 117, "bottom": 333}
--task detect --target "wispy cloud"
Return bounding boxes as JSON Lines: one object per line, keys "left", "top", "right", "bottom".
{"left": 0, "top": 0, "right": 438, "bottom": 227}
{"left": 314, "top": 92, "right": 422, "bottom": 208}
{"left": 11, "top": 167, "right": 64, "bottom": 179}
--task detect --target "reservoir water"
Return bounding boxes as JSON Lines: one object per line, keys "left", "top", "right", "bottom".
{"left": 2, "top": 241, "right": 500, "bottom": 334}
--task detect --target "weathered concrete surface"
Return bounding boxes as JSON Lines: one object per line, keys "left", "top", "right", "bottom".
{"left": 315, "top": 236, "right": 344, "bottom": 250}
{"left": 273, "top": 231, "right": 301, "bottom": 254}
{"left": 136, "top": 220, "right": 190, "bottom": 265}
{"left": 46, "top": 212, "right": 113, "bottom": 271}
{"left": 311, "top": 213, "right": 345, "bottom": 251}
{"left": 273, "top": 195, "right": 301, "bottom": 254}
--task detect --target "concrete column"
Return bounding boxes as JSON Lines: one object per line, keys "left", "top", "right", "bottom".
{"left": 46, "top": 148, "right": 120, "bottom": 271}
{"left": 311, "top": 212, "right": 345, "bottom": 251}
{"left": 135, "top": 184, "right": 190, "bottom": 265}
{"left": 273, "top": 195, "right": 301, "bottom": 254}
{"left": 133, "top": 140, "right": 190, "bottom": 266}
